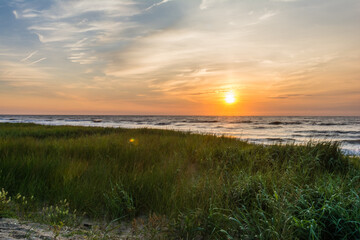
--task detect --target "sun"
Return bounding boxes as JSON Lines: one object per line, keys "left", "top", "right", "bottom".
{"left": 224, "top": 91, "right": 236, "bottom": 104}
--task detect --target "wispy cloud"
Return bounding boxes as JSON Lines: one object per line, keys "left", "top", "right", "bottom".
{"left": 0, "top": 61, "right": 50, "bottom": 86}
{"left": 12, "top": 10, "right": 19, "bottom": 18}
{"left": 14, "top": 0, "right": 142, "bottom": 65}
{"left": 20, "top": 51, "right": 38, "bottom": 62}
{"left": 258, "top": 11, "right": 278, "bottom": 21}
{"left": 29, "top": 57, "right": 46, "bottom": 65}
{"left": 199, "top": 0, "right": 219, "bottom": 10}
{"left": 271, "top": 0, "right": 299, "bottom": 2}
{"left": 145, "top": 0, "right": 172, "bottom": 11}
{"left": 22, "top": 1, "right": 140, "bottom": 20}
{"left": 21, "top": 9, "right": 41, "bottom": 18}
{"left": 268, "top": 94, "right": 312, "bottom": 99}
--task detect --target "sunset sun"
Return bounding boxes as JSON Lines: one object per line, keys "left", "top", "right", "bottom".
{"left": 224, "top": 92, "right": 236, "bottom": 104}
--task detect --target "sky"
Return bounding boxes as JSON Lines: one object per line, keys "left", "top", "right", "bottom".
{"left": 0, "top": 0, "right": 359, "bottom": 116}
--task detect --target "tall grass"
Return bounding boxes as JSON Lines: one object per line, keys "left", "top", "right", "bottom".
{"left": 0, "top": 123, "right": 359, "bottom": 239}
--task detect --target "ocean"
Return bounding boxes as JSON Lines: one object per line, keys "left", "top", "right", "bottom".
{"left": 1, "top": 115, "right": 359, "bottom": 156}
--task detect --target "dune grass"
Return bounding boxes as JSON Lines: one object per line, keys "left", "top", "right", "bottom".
{"left": 0, "top": 123, "right": 359, "bottom": 239}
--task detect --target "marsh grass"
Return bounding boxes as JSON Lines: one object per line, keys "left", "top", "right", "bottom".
{"left": 0, "top": 123, "right": 359, "bottom": 239}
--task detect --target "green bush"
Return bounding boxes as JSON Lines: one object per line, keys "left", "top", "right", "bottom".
{"left": 104, "top": 182, "right": 135, "bottom": 219}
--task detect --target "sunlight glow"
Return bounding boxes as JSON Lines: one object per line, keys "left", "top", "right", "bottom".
{"left": 224, "top": 92, "right": 236, "bottom": 104}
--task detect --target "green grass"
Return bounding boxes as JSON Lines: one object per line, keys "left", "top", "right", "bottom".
{"left": 0, "top": 123, "right": 359, "bottom": 239}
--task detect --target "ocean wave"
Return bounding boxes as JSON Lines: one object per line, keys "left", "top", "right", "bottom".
{"left": 295, "top": 130, "right": 359, "bottom": 135}
{"left": 343, "top": 139, "right": 360, "bottom": 145}
{"left": 269, "top": 121, "right": 302, "bottom": 125}
{"left": 188, "top": 120, "right": 219, "bottom": 123}
{"left": 229, "top": 120, "right": 253, "bottom": 124}
{"left": 292, "top": 134, "right": 306, "bottom": 137}
{"left": 266, "top": 138, "right": 295, "bottom": 142}
{"left": 316, "top": 122, "right": 348, "bottom": 126}
{"left": 155, "top": 122, "right": 170, "bottom": 126}
{"left": 254, "top": 126, "right": 266, "bottom": 129}
{"left": 133, "top": 120, "right": 146, "bottom": 123}
{"left": 266, "top": 138, "right": 285, "bottom": 142}
{"left": 253, "top": 126, "right": 281, "bottom": 129}
{"left": 64, "top": 119, "right": 89, "bottom": 122}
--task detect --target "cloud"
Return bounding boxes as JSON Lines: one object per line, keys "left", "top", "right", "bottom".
{"left": 0, "top": 61, "right": 50, "bottom": 86}
{"left": 13, "top": 0, "right": 142, "bottom": 65}
{"left": 23, "top": 1, "right": 140, "bottom": 20}
{"left": 258, "top": 11, "right": 278, "bottom": 21}
{"left": 12, "top": 10, "right": 19, "bottom": 18}
{"left": 271, "top": 0, "right": 299, "bottom": 2}
{"left": 104, "top": 25, "right": 258, "bottom": 97}
{"left": 29, "top": 57, "right": 46, "bottom": 65}
{"left": 20, "top": 51, "right": 38, "bottom": 62}
{"left": 21, "top": 9, "right": 41, "bottom": 18}
{"left": 145, "top": 0, "right": 172, "bottom": 11}
{"left": 199, "top": 0, "right": 220, "bottom": 10}
{"left": 199, "top": 0, "right": 209, "bottom": 10}
{"left": 268, "top": 94, "right": 312, "bottom": 99}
